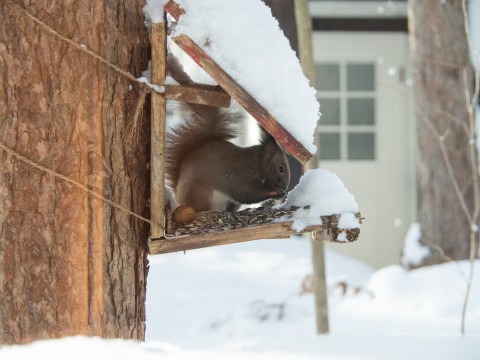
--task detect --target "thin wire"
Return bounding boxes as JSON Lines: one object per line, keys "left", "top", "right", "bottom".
{"left": 0, "top": 141, "right": 163, "bottom": 229}
{"left": 2, "top": 1, "right": 167, "bottom": 231}
{"left": 4, "top": 0, "right": 163, "bottom": 96}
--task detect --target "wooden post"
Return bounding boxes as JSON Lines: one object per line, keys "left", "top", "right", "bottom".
{"left": 311, "top": 232, "right": 330, "bottom": 334}
{"left": 150, "top": 21, "right": 167, "bottom": 239}
{"left": 295, "top": 0, "right": 330, "bottom": 334}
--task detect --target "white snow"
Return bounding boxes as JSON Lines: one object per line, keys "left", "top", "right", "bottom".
{"left": 143, "top": 0, "right": 320, "bottom": 153}
{"left": 336, "top": 231, "right": 348, "bottom": 242}
{"left": 468, "top": 0, "right": 480, "bottom": 158}
{"left": 143, "top": 0, "right": 169, "bottom": 25}
{"left": 402, "top": 223, "right": 430, "bottom": 268}
{"left": 1, "top": 240, "right": 479, "bottom": 359}
{"left": 338, "top": 212, "right": 360, "bottom": 229}
{"left": 468, "top": 0, "right": 480, "bottom": 68}
{"left": 279, "top": 169, "right": 360, "bottom": 231}
{"left": 137, "top": 78, "right": 165, "bottom": 94}
{"left": 136, "top": 61, "right": 165, "bottom": 93}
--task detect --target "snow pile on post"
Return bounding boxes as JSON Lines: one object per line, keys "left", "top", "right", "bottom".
{"left": 143, "top": 0, "right": 169, "bottom": 24}
{"left": 401, "top": 223, "right": 430, "bottom": 268}
{"left": 143, "top": 0, "right": 320, "bottom": 153}
{"left": 279, "top": 169, "right": 360, "bottom": 232}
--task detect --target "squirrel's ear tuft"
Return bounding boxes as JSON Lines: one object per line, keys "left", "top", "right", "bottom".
{"left": 260, "top": 127, "right": 275, "bottom": 144}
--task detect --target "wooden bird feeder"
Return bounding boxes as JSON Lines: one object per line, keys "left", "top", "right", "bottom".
{"left": 148, "top": 0, "right": 361, "bottom": 254}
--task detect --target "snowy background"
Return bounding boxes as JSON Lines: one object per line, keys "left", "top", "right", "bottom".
{"left": 1, "top": 0, "right": 479, "bottom": 359}
{"left": 144, "top": 238, "right": 480, "bottom": 359}
{"left": 1, "top": 238, "right": 479, "bottom": 359}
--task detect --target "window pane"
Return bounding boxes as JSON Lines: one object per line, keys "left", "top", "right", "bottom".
{"left": 348, "top": 132, "right": 375, "bottom": 160}
{"left": 319, "top": 98, "right": 340, "bottom": 125}
{"left": 319, "top": 133, "right": 340, "bottom": 160}
{"left": 315, "top": 64, "right": 340, "bottom": 91}
{"left": 348, "top": 98, "right": 375, "bottom": 125}
{"left": 347, "top": 64, "right": 375, "bottom": 91}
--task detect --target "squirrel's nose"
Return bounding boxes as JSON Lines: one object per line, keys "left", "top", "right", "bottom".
{"left": 278, "top": 175, "right": 289, "bottom": 187}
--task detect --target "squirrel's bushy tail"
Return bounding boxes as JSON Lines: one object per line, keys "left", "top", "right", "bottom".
{"left": 166, "top": 103, "right": 243, "bottom": 188}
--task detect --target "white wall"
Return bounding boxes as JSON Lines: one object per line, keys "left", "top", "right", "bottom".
{"left": 468, "top": 0, "right": 480, "bottom": 156}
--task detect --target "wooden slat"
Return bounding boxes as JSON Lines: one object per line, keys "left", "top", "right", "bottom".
{"left": 150, "top": 22, "right": 167, "bottom": 239}
{"left": 165, "top": 84, "right": 231, "bottom": 108}
{"left": 172, "top": 34, "right": 313, "bottom": 165}
{"left": 164, "top": 0, "right": 185, "bottom": 21}
{"left": 149, "top": 221, "right": 308, "bottom": 254}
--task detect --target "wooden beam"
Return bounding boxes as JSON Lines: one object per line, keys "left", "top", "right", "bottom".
{"left": 296, "top": 0, "right": 330, "bottom": 335}
{"left": 150, "top": 22, "right": 167, "bottom": 239}
{"left": 172, "top": 34, "right": 313, "bottom": 165}
{"left": 165, "top": 83, "right": 231, "bottom": 108}
{"left": 165, "top": 0, "right": 185, "bottom": 21}
{"left": 150, "top": 221, "right": 296, "bottom": 254}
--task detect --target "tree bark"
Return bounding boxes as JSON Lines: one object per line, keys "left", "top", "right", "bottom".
{"left": 408, "top": 0, "right": 479, "bottom": 264}
{"left": 0, "top": 0, "right": 150, "bottom": 343}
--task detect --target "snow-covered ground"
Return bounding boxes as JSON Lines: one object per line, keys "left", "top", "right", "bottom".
{"left": 1, "top": 237, "right": 479, "bottom": 359}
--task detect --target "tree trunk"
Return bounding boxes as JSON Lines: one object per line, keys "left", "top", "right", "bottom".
{"left": 0, "top": 0, "right": 150, "bottom": 344}
{"left": 408, "top": 0, "right": 479, "bottom": 264}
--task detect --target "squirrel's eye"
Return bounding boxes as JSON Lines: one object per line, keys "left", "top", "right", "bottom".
{"left": 278, "top": 165, "right": 285, "bottom": 174}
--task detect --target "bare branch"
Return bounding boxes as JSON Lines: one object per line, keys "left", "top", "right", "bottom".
{"left": 460, "top": 0, "right": 479, "bottom": 337}
{"left": 439, "top": 110, "right": 469, "bottom": 135}
{"left": 421, "top": 238, "right": 468, "bottom": 282}
{"left": 416, "top": 108, "right": 473, "bottom": 224}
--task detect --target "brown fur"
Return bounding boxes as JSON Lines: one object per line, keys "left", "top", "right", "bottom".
{"left": 166, "top": 104, "right": 290, "bottom": 212}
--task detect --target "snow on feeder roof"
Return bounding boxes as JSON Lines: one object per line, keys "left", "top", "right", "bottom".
{"left": 144, "top": 0, "right": 320, "bottom": 163}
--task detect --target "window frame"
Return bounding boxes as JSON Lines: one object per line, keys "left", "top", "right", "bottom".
{"left": 316, "top": 60, "right": 377, "bottom": 162}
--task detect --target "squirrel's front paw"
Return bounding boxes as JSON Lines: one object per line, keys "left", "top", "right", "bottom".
{"left": 172, "top": 205, "right": 197, "bottom": 224}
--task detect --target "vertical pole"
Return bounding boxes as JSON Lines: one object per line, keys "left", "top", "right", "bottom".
{"left": 150, "top": 20, "right": 167, "bottom": 239}
{"left": 294, "top": 0, "right": 330, "bottom": 334}
{"left": 311, "top": 232, "right": 330, "bottom": 333}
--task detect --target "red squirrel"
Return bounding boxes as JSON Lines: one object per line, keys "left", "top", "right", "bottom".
{"left": 165, "top": 57, "right": 290, "bottom": 214}
{"left": 166, "top": 102, "right": 290, "bottom": 213}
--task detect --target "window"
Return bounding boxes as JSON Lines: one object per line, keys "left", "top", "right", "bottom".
{"left": 315, "top": 62, "right": 376, "bottom": 161}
